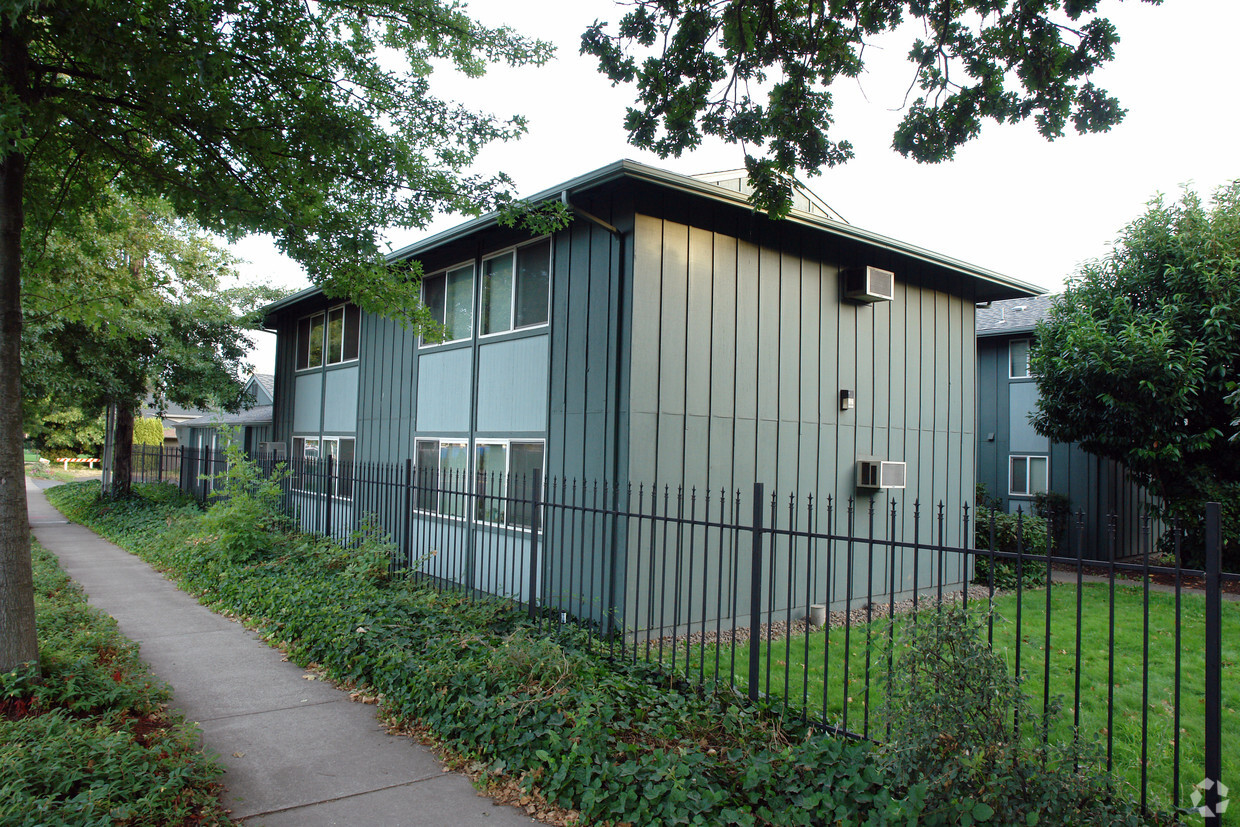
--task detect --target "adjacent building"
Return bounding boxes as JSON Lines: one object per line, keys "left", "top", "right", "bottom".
{"left": 976, "top": 297, "right": 1153, "bottom": 559}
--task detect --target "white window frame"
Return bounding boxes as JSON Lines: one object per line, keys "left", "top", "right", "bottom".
{"left": 478, "top": 238, "right": 551, "bottom": 340}
{"left": 1009, "top": 454, "right": 1049, "bottom": 497}
{"left": 1009, "top": 338, "right": 1032, "bottom": 379}
{"left": 473, "top": 438, "right": 545, "bottom": 530}
{"left": 296, "top": 303, "right": 360, "bottom": 372}
{"left": 290, "top": 435, "right": 355, "bottom": 499}
{"left": 413, "top": 437, "right": 471, "bottom": 518}
{"left": 291, "top": 435, "right": 321, "bottom": 492}
{"left": 419, "top": 261, "right": 475, "bottom": 348}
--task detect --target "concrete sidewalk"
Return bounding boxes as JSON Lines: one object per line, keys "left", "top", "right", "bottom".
{"left": 27, "top": 478, "right": 535, "bottom": 827}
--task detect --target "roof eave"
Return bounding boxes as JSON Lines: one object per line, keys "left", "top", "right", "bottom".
{"left": 262, "top": 158, "right": 1044, "bottom": 316}
{"left": 977, "top": 324, "right": 1039, "bottom": 338}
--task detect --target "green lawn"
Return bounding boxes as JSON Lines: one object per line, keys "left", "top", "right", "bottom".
{"left": 671, "top": 583, "right": 1238, "bottom": 818}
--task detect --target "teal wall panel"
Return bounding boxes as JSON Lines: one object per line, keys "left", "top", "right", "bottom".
{"left": 1008, "top": 382, "right": 1046, "bottom": 453}
{"left": 322, "top": 367, "right": 359, "bottom": 433}
{"left": 416, "top": 348, "right": 472, "bottom": 432}
{"left": 686, "top": 228, "right": 713, "bottom": 419}
{"left": 292, "top": 373, "right": 322, "bottom": 434}
{"left": 476, "top": 336, "right": 549, "bottom": 433}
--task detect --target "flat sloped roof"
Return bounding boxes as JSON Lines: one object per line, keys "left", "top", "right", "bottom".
{"left": 263, "top": 159, "right": 1044, "bottom": 318}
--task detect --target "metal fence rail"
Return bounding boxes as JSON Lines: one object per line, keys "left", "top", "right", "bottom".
{"left": 155, "top": 446, "right": 1232, "bottom": 823}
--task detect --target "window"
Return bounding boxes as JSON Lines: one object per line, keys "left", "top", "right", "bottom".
{"left": 414, "top": 438, "right": 543, "bottom": 527}
{"left": 421, "top": 264, "right": 474, "bottom": 345}
{"left": 297, "top": 303, "right": 360, "bottom": 370}
{"left": 1009, "top": 455, "right": 1048, "bottom": 497}
{"left": 475, "top": 440, "right": 544, "bottom": 528}
{"left": 291, "top": 435, "right": 354, "bottom": 498}
{"left": 323, "top": 437, "right": 355, "bottom": 499}
{"left": 1009, "top": 338, "right": 1031, "bottom": 379}
{"left": 481, "top": 239, "right": 550, "bottom": 336}
{"left": 414, "top": 438, "right": 469, "bottom": 516}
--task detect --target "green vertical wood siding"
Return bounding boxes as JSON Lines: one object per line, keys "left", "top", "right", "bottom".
{"left": 627, "top": 214, "right": 977, "bottom": 618}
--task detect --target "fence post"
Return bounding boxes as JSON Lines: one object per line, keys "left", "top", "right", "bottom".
{"left": 402, "top": 458, "right": 414, "bottom": 570}
{"left": 528, "top": 470, "right": 542, "bottom": 620}
{"left": 200, "top": 446, "right": 210, "bottom": 502}
{"left": 1204, "top": 502, "right": 1222, "bottom": 826}
{"left": 748, "top": 482, "right": 765, "bottom": 703}
{"left": 324, "top": 454, "right": 334, "bottom": 539}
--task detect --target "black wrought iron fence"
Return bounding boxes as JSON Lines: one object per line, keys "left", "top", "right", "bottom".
{"left": 168, "top": 447, "right": 1233, "bottom": 824}
{"left": 129, "top": 444, "right": 185, "bottom": 485}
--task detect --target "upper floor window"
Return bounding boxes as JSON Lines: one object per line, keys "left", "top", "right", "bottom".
{"left": 481, "top": 238, "right": 550, "bottom": 336}
{"left": 1009, "top": 338, "right": 1031, "bottom": 379}
{"left": 421, "top": 263, "right": 474, "bottom": 346}
{"left": 297, "top": 303, "right": 360, "bottom": 370}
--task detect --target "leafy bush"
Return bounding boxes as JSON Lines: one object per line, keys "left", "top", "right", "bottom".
{"left": 0, "top": 540, "right": 231, "bottom": 826}
{"left": 973, "top": 493, "right": 1049, "bottom": 591}
{"left": 132, "top": 416, "right": 164, "bottom": 446}
{"left": 197, "top": 433, "right": 290, "bottom": 563}
{"left": 879, "top": 607, "right": 1167, "bottom": 826}
{"left": 1033, "top": 490, "right": 1073, "bottom": 551}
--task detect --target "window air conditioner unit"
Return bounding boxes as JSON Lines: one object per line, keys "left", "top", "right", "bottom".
{"left": 857, "top": 460, "right": 907, "bottom": 490}
{"left": 843, "top": 266, "right": 895, "bottom": 303}
{"left": 259, "top": 441, "right": 286, "bottom": 457}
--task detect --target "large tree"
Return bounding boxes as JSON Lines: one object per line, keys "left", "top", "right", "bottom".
{"left": 23, "top": 192, "right": 278, "bottom": 498}
{"left": 0, "top": 0, "right": 552, "bottom": 672}
{"left": 582, "top": 0, "right": 1155, "bottom": 215}
{"left": 1030, "top": 183, "right": 1240, "bottom": 565}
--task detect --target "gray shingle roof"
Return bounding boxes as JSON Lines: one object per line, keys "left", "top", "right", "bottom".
{"left": 976, "top": 294, "right": 1058, "bottom": 336}
{"left": 177, "top": 405, "right": 273, "bottom": 429}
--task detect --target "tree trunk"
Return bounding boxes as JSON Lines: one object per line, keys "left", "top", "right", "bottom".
{"left": 109, "top": 403, "right": 134, "bottom": 498}
{"left": 0, "top": 19, "right": 38, "bottom": 674}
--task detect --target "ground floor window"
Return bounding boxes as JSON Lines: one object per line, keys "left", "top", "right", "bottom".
{"left": 1009, "top": 454, "right": 1048, "bottom": 497}
{"left": 415, "top": 438, "right": 469, "bottom": 517}
{"left": 415, "top": 437, "right": 544, "bottom": 528}
{"left": 292, "top": 435, "right": 355, "bottom": 498}
{"left": 475, "top": 440, "right": 544, "bottom": 528}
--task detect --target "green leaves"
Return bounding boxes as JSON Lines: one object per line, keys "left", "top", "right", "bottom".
{"left": 582, "top": 0, "right": 1142, "bottom": 215}
{"left": 8, "top": 0, "right": 554, "bottom": 322}
{"left": 1031, "top": 182, "right": 1240, "bottom": 565}
{"left": 878, "top": 608, "right": 1161, "bottom": 826}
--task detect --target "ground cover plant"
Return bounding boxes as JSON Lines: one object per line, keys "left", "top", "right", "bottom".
{"left": 0, "top": 539, "right": 232, "bottom": 827}
{"left": 46, "top": 479, "right": 1170, "bottom": 826}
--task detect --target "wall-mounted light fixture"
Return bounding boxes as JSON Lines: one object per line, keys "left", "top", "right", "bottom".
{"left": 840, "top": 389, "right": 855, "bottom": 411}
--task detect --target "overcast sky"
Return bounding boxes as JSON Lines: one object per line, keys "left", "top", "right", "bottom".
{"left": 237, "top": 0, "right": 1240, "bottom": 373}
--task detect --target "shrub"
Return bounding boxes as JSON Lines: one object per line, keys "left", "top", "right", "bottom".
{"left": 879, "top": 607, "right": 1167, "bottom": 826}
{"left": 197, "top": 432, "right": 290, "bottom": 563}
{"left": 1034, "top": 491, "right": 1073, "bottom": 552}
{"left": 973, "top": 490, "right": 1049, "bottom": 590}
